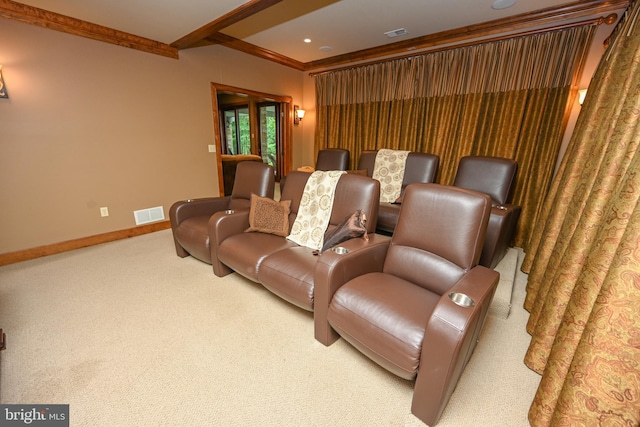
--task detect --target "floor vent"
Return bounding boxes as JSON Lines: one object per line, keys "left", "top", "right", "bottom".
{"left": 133, "top": 206, "right": 165, "bottom": 225}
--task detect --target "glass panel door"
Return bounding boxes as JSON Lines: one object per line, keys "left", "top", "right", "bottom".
{"left": 212, "top": 83, "right": 293, "bottom": 195}
{"left": 258, "top": 103, "right": 279, "bottom": 170}
{"left": 222, "top": 106, "right": 250, "bottom": 155}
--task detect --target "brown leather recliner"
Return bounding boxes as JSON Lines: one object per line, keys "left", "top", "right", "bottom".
{"left": 452, "top": 155, "right": 520, "bottom": 269}
{"left": 169, "top": 161, "right": 275, "bottom": 265}
{"left": 280, "top": 148, "right": 350, "bottom": 192}
{"left": 357, "top": 150, "right": 440, "bottom": 234}
{"left": 221, "top": 154, "right": 264, "bottom": 195}
{"left": 315, "top": 148, "right": 350, "bottom": 171}
{"left": 209, "top": 171, "right": 382, "bottom": 312}
{"left": 314, "top": 183, "right": 499, "bottom": 426}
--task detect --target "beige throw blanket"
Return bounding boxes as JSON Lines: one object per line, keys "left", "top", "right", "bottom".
{"left": 287, "top": 170, "right": 346, "bottom": 250}
{"left": 372, "top": 149, "right": 410, "bottom": 202}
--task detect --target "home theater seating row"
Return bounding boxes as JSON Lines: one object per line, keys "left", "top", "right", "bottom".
{"left": 355, "top": 151, "right": 519, "bottom": 269}
{"left": 210, "top": 171, "right": 384, "bottom": 311}
{"left": 169, "top": 152, "right": 511, "bottom": 425}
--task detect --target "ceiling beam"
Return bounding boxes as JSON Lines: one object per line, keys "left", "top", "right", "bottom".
{"left": 0, "top": 0, "right": 178, "bottom": 59}
{"left": 205, "top": 32, "right": 306, "bottom": 71}
{"left": 171, "top": 0, "right": 284, "bottom": 50}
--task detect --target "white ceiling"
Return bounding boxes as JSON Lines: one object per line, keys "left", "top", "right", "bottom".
{"left": 12, "top": 0, "right": 582, "bottom": 63}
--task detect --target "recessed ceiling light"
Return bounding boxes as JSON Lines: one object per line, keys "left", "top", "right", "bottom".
{"left": 319, "top": 46, "right": 333, "bottom": 52}
{"left": 304, "top": 38, "right": 311, "bottom": 43}
{"left": 491, "top": 0, "right": 517, "bottom": 9}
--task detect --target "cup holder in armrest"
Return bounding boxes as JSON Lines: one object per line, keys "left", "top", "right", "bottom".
{"left": 224, "top": 210, "right": 235, "bottom": 214}
{"left": 332, "top": 246, "right": 349, "bottom": 255}
{"left": 449, "top": 292, "right": 475, "bottom": 307}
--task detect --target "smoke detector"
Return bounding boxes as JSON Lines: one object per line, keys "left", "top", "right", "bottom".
{"left": 384, "top": 28, "right": 408, "bottom": 38}
{"left": 492, "top": 0, "right": 517, "bottom": 9}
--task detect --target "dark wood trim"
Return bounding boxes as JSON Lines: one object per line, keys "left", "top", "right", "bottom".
{"left": 205, "top": 32, "right": 306, "bottom": 71}
{"left": 171, "top": 0, "right": 284, "bottom": 49}
{"left": 211, "top": 84, "right": 225, "bottom": 196}
{"left": 0, "top": 0, "right": 628, "bottom": 67}
{"left": 305, "top": 0, "right": 629, "bottom": 71}
{"left": 308, "top": 15, "right": 612, "bottom": 77}
{"left": 0, "top": 221, "right": 171, "bottom": 266}
{"left": 210, "top": 82, "right": 293, "bottom": 193}
{"left": 0, "top": 0, "right": 178, "bottom": 58}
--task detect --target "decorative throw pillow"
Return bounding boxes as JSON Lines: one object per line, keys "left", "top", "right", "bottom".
{"left": 321, "top": 209, "right": 368, "bottom": 252}
{"left": 245, "top": 194, "right": 291, "bottom": 237}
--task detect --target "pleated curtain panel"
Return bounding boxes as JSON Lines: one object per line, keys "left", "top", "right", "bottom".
{"left": 521, "top": 2, "right": 640, "bottom": 425}
{"left": 314, "top": 25, "right": 596, "bottom": 249}
{"left": 315, "top": 11, "right": 640, "bottom": 425}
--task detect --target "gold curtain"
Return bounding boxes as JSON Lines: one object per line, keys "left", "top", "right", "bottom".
{"left": 315, "top": 26, "right": 596, "bottom": 247}
{"left": 520, "top": 3, "right": 640, "bottom": 425}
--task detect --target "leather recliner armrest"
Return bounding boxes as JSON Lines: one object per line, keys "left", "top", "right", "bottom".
{"left": 169, "top": 197, "right": 233, "bottom": 258}
{"left": 208, "top": 209, "right": 251, "bottom": 277}
{"left": 411, "top": 265, "right": 499, "bottom": 425}
{"left": 169, "top": 197, "right": 232, "bottom": 227}
{"left": 480, "top": 203, "right": 521, "bottom": 268}
{"left": 313, "top": 234, "right": 392, "bottom": 346}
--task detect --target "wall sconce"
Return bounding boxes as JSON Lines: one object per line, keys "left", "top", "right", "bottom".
{"left": 294, "top": 105, "right": 305, "bottom": 125}
{"left": 0, "top": 65, "right": 8, "bottom": 99}
{"left": 578, "top": 89, "right": 587, "bottom": 106}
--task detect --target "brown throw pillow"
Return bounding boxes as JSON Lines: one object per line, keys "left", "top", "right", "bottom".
{"left": 321, "top": 209, "right": 368, "bottom": 252}
{"left": 245, "top": 194, "right": 291, "bottom": 236}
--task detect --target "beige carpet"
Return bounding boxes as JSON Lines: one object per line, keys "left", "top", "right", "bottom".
{"left": 0, "top": 230, "right": 540, "bottom": 426}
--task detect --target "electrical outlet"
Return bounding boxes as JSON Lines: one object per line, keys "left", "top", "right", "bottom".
{"left": 208, "top": 145, "right": 216, "bottom": 153}
{"left": 100, "top": 207, "right": 109, "bottom": 217}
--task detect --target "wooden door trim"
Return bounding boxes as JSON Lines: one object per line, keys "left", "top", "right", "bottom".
{"left": 210, "top": 82, "right": 292, "bottom": 195}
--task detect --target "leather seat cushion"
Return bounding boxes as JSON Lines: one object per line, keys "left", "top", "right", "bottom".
{"left": 217, "top": 233, "right": 297, "bottom": 282}
{"left": 175, "top": 216, "right": 211, "bottom": 263}
{"left": 258, "top": 246, "right": 319, "bottom": 311}
{"left": 328, "top": 272, "right": 440, "bottom": 380}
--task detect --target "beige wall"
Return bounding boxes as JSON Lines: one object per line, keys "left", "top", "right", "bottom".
{"left": 299, "top": 73, "right": 318, "bottom": 168}
{"left": 0, "top": 19, "right": 306, "bottom": 253}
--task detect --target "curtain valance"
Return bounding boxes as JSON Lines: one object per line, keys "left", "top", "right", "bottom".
{"left": 316, "top": 26, "right": 594, "bottom": 105}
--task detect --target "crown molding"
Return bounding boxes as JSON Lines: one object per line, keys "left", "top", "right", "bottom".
{"left": 0, "top": 0, "right": 630, "bottom": 68}
{"left": 0, "top": 0, "right": 178, "bottom": 58}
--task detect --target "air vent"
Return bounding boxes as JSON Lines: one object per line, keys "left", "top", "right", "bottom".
{"left": 384, "top": 28, "right": 408, "bottom": 38}
{"left": 133, "top": 206, "right": 165, "bottom": 225}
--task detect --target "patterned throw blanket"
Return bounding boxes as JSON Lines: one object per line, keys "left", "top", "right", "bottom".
{"left": 287, "top": 170, "right": 346, "bottom": 250}
{"left": 372, "top": 149, "right": 410, "bottom": 202}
